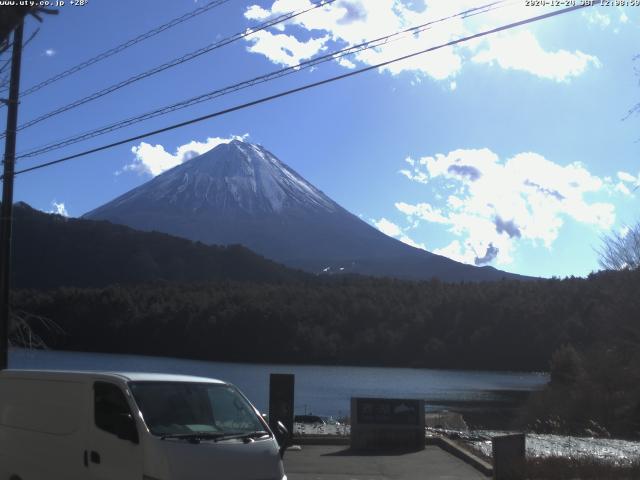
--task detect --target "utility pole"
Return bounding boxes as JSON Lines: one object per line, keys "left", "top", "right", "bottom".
{"left": 0, "top": 21, "right": 24, "bottom": 370}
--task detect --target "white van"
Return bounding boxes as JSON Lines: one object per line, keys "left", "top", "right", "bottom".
{"left": 0, "top": 369, "right": 288, "bottom": 480}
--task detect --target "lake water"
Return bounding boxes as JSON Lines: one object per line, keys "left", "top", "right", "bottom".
{"left": 9, "top": 348, "right": 547, "bottom": 428}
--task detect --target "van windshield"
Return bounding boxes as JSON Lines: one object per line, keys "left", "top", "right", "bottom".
{"left": 129, "top": 382, "right": 265, "bottom": 437}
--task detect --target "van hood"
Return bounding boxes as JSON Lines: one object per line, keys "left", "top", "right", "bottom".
{"left": 157, "top": 437, "right": 284, "bottom": 480}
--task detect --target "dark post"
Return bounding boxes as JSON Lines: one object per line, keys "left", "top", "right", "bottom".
{"left": 492, "top": 433, "right": 526, "bottom": 480}
{"left": 0, "top": 21, "right": 24, "bottom": 370}
{"left": 268, "top": 373, "right": 294, "bottom": 440}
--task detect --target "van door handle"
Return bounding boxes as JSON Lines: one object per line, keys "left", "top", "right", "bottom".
{"left": 90, "top": 451, "right": 101, "bottom": 464}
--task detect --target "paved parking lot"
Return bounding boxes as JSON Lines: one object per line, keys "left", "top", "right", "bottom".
{"left": 284, "top": 445, "right": 488, "bottom": 480}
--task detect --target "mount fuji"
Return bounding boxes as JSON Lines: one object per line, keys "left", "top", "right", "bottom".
{"left": 84, "top": 140, "right": 527, "bottom": 282}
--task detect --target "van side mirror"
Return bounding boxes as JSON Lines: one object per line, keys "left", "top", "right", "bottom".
{"left": 275, "top": 421, "right": 290, "bottom": 459}
{"left": 114, "top": 413, "right": 139, "bottom": 444}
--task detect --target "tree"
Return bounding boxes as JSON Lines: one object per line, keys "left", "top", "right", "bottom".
{"left": 9, "top": 311, "right": 62, "bottom": 349}
{"left": 549, "top": 344, "right": 585, "bottom": 386}
{"left": 598, "top": 222, "right": 640, "bottom": 271}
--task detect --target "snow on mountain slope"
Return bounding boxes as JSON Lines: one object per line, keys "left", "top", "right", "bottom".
{"left": 105, "top": 141, "right": 336, "bottom": 215}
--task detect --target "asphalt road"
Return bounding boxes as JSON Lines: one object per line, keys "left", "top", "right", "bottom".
{"left": 284, "top": 445, "right": 488, "bottom": 480}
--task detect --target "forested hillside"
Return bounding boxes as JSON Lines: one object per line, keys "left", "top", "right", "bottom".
{"left": 13, "top": 269, "right": 639, "bottom": 372}
{"left": 11, "top": 203, "right": 306, "bottom": 288}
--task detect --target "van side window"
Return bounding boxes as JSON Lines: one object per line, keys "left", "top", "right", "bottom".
{"left": 94, "top": 382, "right": 134, "bottom": 437}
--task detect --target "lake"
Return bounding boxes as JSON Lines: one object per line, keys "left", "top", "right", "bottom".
{"left": 9, "top": 348, "right": 548, "bottom": 428}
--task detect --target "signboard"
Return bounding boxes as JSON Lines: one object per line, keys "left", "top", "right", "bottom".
{"left": 351, "top": 397, "right": 425, "bottom": 451}
{"left": 355, "top": 398, "right": 420, "bottom": 425}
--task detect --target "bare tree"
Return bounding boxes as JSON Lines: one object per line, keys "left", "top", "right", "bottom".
{"left": 598, "top": 222, "right": 640, "bottom": 271}
{"left": 9, "top": 310, "right": 63, "bottom": 349}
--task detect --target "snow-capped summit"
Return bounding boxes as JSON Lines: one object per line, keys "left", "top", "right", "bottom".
{"left": 84, "top": 141, "right": 526, "bottom": 282}
{"left": 107, "top": 140, "right": 336, "bottom": 215}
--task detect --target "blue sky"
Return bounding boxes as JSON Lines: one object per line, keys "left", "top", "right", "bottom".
{"left": 3, "top": 0, "right": 640, "bottom": 278}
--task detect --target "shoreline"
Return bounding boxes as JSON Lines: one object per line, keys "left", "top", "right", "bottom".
{"left": 8, "top": 347, "right": 551, "bottom": 376}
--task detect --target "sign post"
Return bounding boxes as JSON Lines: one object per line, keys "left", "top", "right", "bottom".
{"left": 268, "top": 373, "right": 294, "bottom": 441}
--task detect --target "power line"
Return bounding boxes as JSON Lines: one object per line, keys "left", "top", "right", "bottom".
{"left": 1, "top": 0, "right": 337, "bottom": 138}
{"left": 0, "top": 0, "right": 231, "bottom": 99}
{"left": 17, "top": 0, "right": 505, "bottom": 158}
{"left": 7, "top": 3, "right": 592, "bottom": 179}
{"left": 1, "top": 27, "right": 39, "bottom": 58}
{"left": 16, "top": 0, "right": 509, "bottom": 160}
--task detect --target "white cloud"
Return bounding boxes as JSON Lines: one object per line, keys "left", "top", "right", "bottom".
{"left": 432, "top": 240, "right": 472, "bottom": 264}
{"left": 618, "top": 171, "right": 636, "bottom": 183}
{"left": 583, "top": 8, "right": 630, "bottom": 28}
{"left": 583, "top": 10, "right": 611, "bottom": 29}
{"left": 241, "top": 1, "right": 600, "bottom": 83}
{"left": 121, "top": 134, "right": 249, "bottom": 177}
{"left": 244, "top": 0, "right": 467, "bottom": 80}
{"left": 44, "top": 49, "right": 56, "bottom": 57}
{"left": 373, "top": 217, "right": 426, "bottom": 250}
{"left": 614, "top": 182, "right": 632, "bottom": 196}
{"left": 244, "top": 4, "right": 272, "bottom": 20}
{"left": 245, "top": 30, "right": 330, "bottom": 67}
{"left": 397, "top": 148, "right": 616, "bottom": 266}
{"left": 395, "top": 202, "right": 449, "bottom": 224}
{"left": 336, "top": 56, "right": 357, "bottom": 69}
{"left": 472, "top": 30, "right": 601, "bottom": 82}
{"left": 398, "top": 235, "right": 425, "bottom": 250}
{"left": 49, "top": 201, "right": 68, "bottom": 217}
{"left": 615, "top": 170, "right": 640, "bottom": 196}
{"left": 617, "top": 170, "right": 639, "bottom": 185}
{"left": 374, "top": 217, "right": 403, "bottom": 237}
{"left": 399, "top": 169, "right": 429, "bottom": 184}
